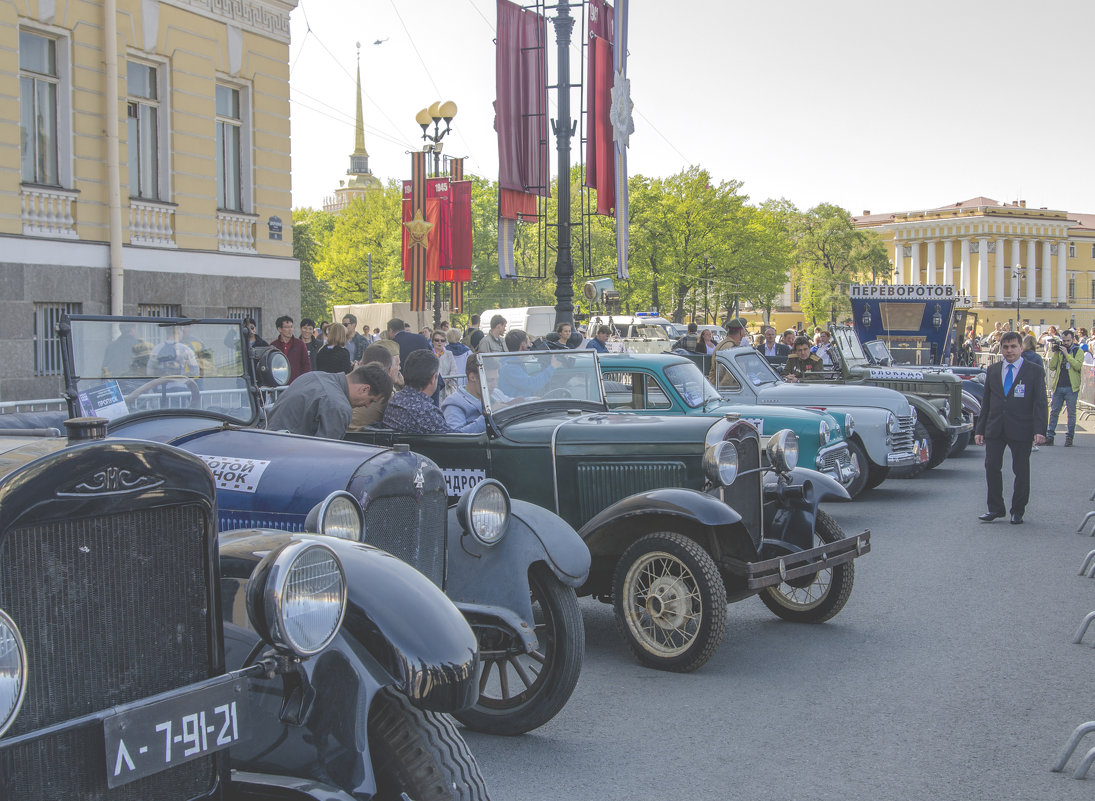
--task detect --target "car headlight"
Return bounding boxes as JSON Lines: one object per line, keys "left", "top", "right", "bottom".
{"left": 818, "top": 419, "right": 831, "bottom": 445}
{"left": 304, "top": 491, "right": 364, "bottom": 541}
{"left": 457, "top": 479, "right": 510, "bottom": 545}
{"left": 887, "top": 412, "right": 901, "bottom": 433}
{"left": 766, "top": 429, "right": 799, "bottom": 473}
{"left": 0, "top": 609, "right": 27, "bottom": 738}
{"left": 252, "top": 346, "right": 290, "bottom": 387}
{"left": 703, "top": 440, "right": 739, "bottom": 486}
{"left": 247, "top": 541, "right": 347, "bottom": 657}
{"left": 843, "top": 414, "right": 855, "bottom": 437}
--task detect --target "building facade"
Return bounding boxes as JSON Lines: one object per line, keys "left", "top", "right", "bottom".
{"left": 1, "top": 0, "right": 299, "bottom": 401}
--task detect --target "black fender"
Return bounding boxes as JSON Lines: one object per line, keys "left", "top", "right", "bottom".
{"left": 761, "top": 467, "right": 848, "bottom": 553}
{"left": 444, "top": 500, "right": 590, "bottom": 646}
{"left": 764, "top": 466, "right": 851, "bottom": 504}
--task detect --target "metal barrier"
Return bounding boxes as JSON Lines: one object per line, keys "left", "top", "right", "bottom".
{"left": 0, "top": 398, "right": 67, "bottom": 415}
{"left": 1079, "top": 363, "right": 1094, "bottom": 422}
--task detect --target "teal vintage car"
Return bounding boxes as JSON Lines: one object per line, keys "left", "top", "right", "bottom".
{"left": 348, "top": 351, "right": 871, "bottom": 674}
{"left": 597, "top": 352, "right": 864, "bottom": 497}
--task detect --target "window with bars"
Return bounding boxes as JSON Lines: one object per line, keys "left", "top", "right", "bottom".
{"left": 138, "top": 303, "right": 182, "bottom": 318}
{"left": 34, "top": 301, "right": 80, "bottom": 375}
{"left": 227, "top": 306, "right": 261, "bottom": 333}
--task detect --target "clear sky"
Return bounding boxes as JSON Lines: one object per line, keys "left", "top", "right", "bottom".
{"left": 289, "top": 0, "right": 1095, "bottom": 216}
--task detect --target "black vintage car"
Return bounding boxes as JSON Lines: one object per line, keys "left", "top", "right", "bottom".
{"left": 0, "top": 419, "right": 489, "bottom": 800}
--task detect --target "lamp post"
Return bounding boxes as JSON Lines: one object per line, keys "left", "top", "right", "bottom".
{"left": 414, "top": 101, "right": 457, "bottom": 329}
{"left": 1012, "top": 264, "right": 1025, "bottom": 333}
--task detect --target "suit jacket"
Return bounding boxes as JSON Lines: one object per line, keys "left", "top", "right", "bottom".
{"left": 756, "top": 342, "right": 791, "bottom": 359}
{"left": 975, "top": 359, "right": 1047, "bottom": 442}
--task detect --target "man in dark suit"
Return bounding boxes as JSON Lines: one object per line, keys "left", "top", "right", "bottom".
{"left": 974, "top": 331, "right": 1047, "bottom": 524}
{"left": 756, "top": 325, "right": 791, "bottom": 363}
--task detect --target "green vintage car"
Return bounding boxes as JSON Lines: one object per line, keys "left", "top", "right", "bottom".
{"left": 348, "top": 351, "right": 871, "bottom": 673}
{"left": 597, "top": 352, "right": 864, "bottom": 496}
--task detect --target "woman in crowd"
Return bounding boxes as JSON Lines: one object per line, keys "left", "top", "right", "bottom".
{"left": 1021, "top": 334, "right": 1044, "bottom": 369}
{"left": 695, "top": 328, "right": 717, "bottom": 354}
{"left": 315, "top": 322, "right": 352, "bottom": 373}
{"left": 432, "top": 330, "right": 458, "bottom": 398}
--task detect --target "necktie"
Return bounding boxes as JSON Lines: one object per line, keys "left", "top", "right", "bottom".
{"left": 1003, "top": 363, "right": 1015, "bottom": 395}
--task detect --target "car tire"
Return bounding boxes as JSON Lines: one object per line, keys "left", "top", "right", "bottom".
{"left": 758, "top": 510, "right": 854, "bottom": 624}
{"left": 369, "top": 686, "right": 491, "bottom": 801}
{"left": 926, "top": 427, "right": 951, "bottom": 470}
{"left": 612, "top": 531, "right": 727, "bottom": 673}
{"left": 864, "top": 462, "right": 889, "bottom": 490}
{"left": 843, "top": 439, "right": 869, "bottom": 498}
{"left": 454, "top": 564, "right": 584, "bottom": 736}
{"left": 948, "top": 430, "right": 971, "bottom": 457}
{"left": 890, "top": 421, "right": 931, "bottom": 479}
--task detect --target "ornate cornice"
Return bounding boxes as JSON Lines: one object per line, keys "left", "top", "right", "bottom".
{"left": 160, "top": 0, "right": 296, "bottom": 43}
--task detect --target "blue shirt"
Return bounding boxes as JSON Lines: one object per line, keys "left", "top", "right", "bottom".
{"left": 440, "top": 388, "right": 487, "bottom": 433}
{"left": 586, "top": 337, "right": 608, "bottom": 353}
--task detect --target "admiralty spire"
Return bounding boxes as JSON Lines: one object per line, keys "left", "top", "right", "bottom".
{"left": 323, "top": 42, "right": 382, "bottom": 212}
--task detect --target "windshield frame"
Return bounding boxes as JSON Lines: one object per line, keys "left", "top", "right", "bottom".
{"left": 663, "top": 360, "right": 723, "bottom": 408}
{"left": 478, "top": 350, "right": 608, "bottom": 421}
{"left": 60, "top": 314, "right": 261, "bottom": 429}
{"left": 732, "top": 349, "right": 784, "bottom": 387}
{"left": 830, "top": 325, "right": 869, "bottom": 367}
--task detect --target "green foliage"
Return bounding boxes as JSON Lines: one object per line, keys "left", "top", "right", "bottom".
{"left": 293, "top": 207, "right": 335, "bottom": 321}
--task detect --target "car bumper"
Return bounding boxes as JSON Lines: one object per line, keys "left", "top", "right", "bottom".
{"left": 948, "top": 421, "right": 974, "bottom": 434}
{"left": 723, "top": 529, "right": 872, "bottom": 591}
{"left": 815, "top": 441, "right": 859, "bottom": 486}
{"left": 887, "top": 449, "right": 919, "bottom": 466}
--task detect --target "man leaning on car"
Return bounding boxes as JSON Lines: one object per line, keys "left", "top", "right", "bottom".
{"left": 268, "top": 363, "right": 392, "bottom": 439}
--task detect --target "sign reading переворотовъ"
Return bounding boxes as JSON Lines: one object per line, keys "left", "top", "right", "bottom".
{"left": 850, "top": 284, "right": 972, "bottom": 304}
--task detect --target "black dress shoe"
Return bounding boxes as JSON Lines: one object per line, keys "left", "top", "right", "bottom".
{"left": 979, "top": 512, "right": 1005, "bottom": 522}
{"left": 1010, "top": 513, "right": 1024, "bottom": 525}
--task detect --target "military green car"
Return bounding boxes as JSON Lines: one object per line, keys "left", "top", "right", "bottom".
{"left": 348, "top": 351, "right": 871, "bottom": 673}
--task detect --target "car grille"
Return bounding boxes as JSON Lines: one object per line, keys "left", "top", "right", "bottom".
{"left": 0, "top": 505, "right": 215, "bottom": 800}
{"left": 575, "top": 462, "right": 686, "bottom": 523}
{"left": 818, "top": 442, "right": 853, "bottom": 477}
{"left": 721, "top": 423, "right": 763, "bottom": 548}
{"left": 364, "top": 490, "right": 448, "bottom": 587}
{"left": 891, "top": 413, "right": 917, "bottom": 455}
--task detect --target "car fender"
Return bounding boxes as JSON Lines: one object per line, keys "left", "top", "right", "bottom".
{"left": 765, "top": 466, "right": 851, "bottom": 503}
{"left": 444, "top": 500, "right": 591, "bottom": 630}
{"left": 905, "top": 394, "right": 949, "bottom": 433}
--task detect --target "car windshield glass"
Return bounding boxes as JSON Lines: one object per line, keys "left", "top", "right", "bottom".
{"left": 66, "top": 318, "right": 255, "bottom": 424}
{"left": 864, "top": 340, "right": 891, "bottom": 364}
{"left": 480, "top": 350, "right": 605, "bottom": 413}
{"left": 664, "top": 362, "right": 721, "bottom": 408}
{"left": 833, "top": 327, "right": 868, "bottom": 365}
{"left": 734, "top": 351, "right": 782, "bottom": 386}
{"left": 634, "top": 326, "right": 668, "bottom": 340}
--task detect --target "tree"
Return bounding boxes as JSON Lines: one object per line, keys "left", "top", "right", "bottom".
{"left": 293, "top": 207, "right": 336, "bottom": 321}
{"left": 794, "top": 203, "right": 877, "bottom": 325}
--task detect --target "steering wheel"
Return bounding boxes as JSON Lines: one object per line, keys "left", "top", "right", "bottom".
{"left": 126, "top": 375, "right": 201, "bottom": 409}
{"left": 543, "top": 387, "right": 573, "bottom": 399}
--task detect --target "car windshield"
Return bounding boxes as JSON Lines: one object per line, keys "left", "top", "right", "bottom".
{"left": 634, "top": 325, "right": 669, "bottom": 340}
{"left": 664, "top": 361, "right": 722, "bottom": 408}
{"left": 734, "top": 350, "right": 783, "bottom": 386}
{"left": 65, "top": 317, "right": 256, "bottom": 424}
{"left": 480, "top": 350, "right": 605, "bottom": 414}
{"left": 832, "top": 327, "right": 868, "bottom": 366}
{"left": 864, "top": 339, "right": 891, "bottom": 364}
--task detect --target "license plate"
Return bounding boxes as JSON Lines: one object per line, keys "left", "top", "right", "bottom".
{"left": 103, "top": 677, "right": 246, "bottom": 788}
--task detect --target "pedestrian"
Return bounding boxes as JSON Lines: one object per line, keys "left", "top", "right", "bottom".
{"left": 673, "top": 323, "right": 700, "bottom": 352}
{"left": 713, "top": 318, "right": 748, "bottom": 353}
{"left": 756, "top": 326, "right": 790, "bottom": 361}
{"left": 585, "top": 325, "right": 611, "bottom": 353}
{"left": 696, "top": 328, "right": 717, "bottom": 354}
{"left": 1045, "top": 329, "right": 1084, "bottom": 447}
{"left": 387, "top": 317, "right": 431, "bottom": 366}
{"left": 243, "top": 317, "right": 267, "bottom": 348}
{"left": 270, "top": 315, "right": 312, "bottom": 383}
{"left": 341, "top": 313, "right": 370, "bottom": 363}
{"left": 463, "top": 314, "right": 481, "bottom": 347}
{"left": 1020, "top": 334, "right": 1043, "bottom": 370}
{"left": 300, "top": 318, "right": 322, "bottom": 366}
{"left": 382, "top": 351, "right": 454, "bottom": 434}
{"left": 431, "top": 329, "right": 458, "bottom": 398}
{"left": 974, "top": 331, "right": 1047, "bottom": 524}
{"left": 315, "top": 322, "right": 353, "bottom": 374}
{"left": 267, "top": 363, "right": 392, "bottom": 440}
{"left": 478, "top": 315, "right": 508, "bottom": 353}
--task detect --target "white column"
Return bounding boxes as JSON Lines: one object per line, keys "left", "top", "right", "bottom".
{"left": 994, "top": 237, "right": 1005, "bottom": 301}
{"left": 1011, "top": 240, "right": 1021, "bottom": 300}
{"left": 959, "top": 238, "right": 970, "bottom": 294}
{"left": 909, "top": 241, "right": 920, "bottom": 285}
{"left": 1057, "top": 241, "right": 1068, "bottom": 303}
{"left": 1041, "top": 240, "right": 1053, "bottom": 301}
{"left": 926, "top": 240, "right": 937, "bottom": 284}
{"left": 1025, "top": 239, "right": 1037, "bottom": 301}
{"left": 942, "top": 239, "right": 954, "bottom": 286}
{"left": 893, "top": 240, "right": 904, "bottom": 284}
{"left": 977, "top": 237, "right": 989, "bottom": 302}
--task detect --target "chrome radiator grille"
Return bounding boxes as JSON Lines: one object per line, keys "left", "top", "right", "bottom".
{"left": 818, "top": 443, "right": 852, "bottom": 476}
{"left": 721, "top": 425, "right": 763, "bottom": 544}
{"left": 364, "top": 490, "right": 448, "bottom": 587}
{"left": 576, "top": 462, "right": 686, "bottom": 523}
{"left": 891, "top": 414, "right": 917, "bottom": 455}
{"left": 0, "top": 505, "right": 215, "bottom": 800}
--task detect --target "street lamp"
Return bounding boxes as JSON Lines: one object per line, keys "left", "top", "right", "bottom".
{"left": 414, "top": 101, "right": 457, "bottom": 328}
{"left": 1011, "top": 264, "right": 1025, "bottom": 332}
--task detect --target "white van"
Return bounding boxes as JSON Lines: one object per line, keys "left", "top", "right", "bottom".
{"left": 478, "top": 306, "right": 558, "bottom": 339}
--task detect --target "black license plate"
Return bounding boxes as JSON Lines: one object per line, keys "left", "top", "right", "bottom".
{"left": 103, "top": 677, "right": 246, "bottom": 788}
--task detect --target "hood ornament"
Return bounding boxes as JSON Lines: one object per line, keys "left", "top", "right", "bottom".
{"left": 57, "top": 466, "right": 163, "bottom": 497}
{"left": 413, "top": 462, "right": 426, "bottom": 491}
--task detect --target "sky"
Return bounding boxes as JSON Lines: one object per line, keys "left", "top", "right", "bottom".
{"left": 288, "top": 0, "right": 1095, "bottom": 217}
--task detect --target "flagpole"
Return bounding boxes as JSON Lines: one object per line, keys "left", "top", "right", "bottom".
{"left": 552, "top": 2, "right": 575, "bottom": 327}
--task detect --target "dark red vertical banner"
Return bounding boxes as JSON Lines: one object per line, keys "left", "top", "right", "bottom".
{"left": 585, "top": 0, "right": 614, "bottom": 194}
{"left": 592, "top": 35, "right": 615, "bottom": 215}
{"left": 450, "top": 157, "right": 464, "bottom": 181}
{"left": 450, "top": 281, "right": 463, "bottom": 313}
{"left": 407, "top": 151, "right": 428, "bottom": 311}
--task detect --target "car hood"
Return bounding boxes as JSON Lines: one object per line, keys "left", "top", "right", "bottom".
{"left": 503, "top": 410, "right": 719, "bottom": 448}
{"left": 753, "top": 381, "right": 913, "bottom": 416}
{"left": 0, "top": 436, "right": 68, "bottom": 482}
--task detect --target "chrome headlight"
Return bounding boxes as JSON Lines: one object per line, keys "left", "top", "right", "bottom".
{"left": 457, "top": 479, "right": 510, "bottom": 545}
{"left": 703, "top": 440, "right": 739, "bottom": 486}
{"left": 304, "top": 491, "right": 364, "bottom": 541}
{"left": 252, "top": 346, "right": 290, "bottom": 387}
{"left": 247, "top": 541, "right": 347, "bottom": 657}
{"left": 818, "top": 419, "right": 832, "bottom": 445}
{"left": 887, "top": 412, "right": 901, "bottom": 433}
{"left": 843, "top": 413, "right": 855, "bottom": 437}
{"left": 0, "top": 609, "right": 27, "bottom": 738}
{"left": 766, "top": 429, "right": 799, "bottom": 473}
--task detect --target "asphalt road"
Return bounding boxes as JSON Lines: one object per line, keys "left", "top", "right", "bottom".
{"left": 465, "top": 420, "right": 1095, "bottom": 801}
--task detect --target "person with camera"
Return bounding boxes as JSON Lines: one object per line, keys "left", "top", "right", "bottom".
{"left": 1046, "top": 329, "right": 1084, "bottom": 447}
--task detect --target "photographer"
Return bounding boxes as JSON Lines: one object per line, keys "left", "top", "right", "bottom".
{"left": 1046, "top": 329, "right": 1084, "bottom": 446}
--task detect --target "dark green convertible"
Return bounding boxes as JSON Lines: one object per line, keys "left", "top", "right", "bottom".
{"left": 349, "top": 351, "right": 871, "bottom": 673}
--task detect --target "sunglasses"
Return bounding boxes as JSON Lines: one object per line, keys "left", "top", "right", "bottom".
{"left": 433, "top": 338, "right": 446, "bottom": 343}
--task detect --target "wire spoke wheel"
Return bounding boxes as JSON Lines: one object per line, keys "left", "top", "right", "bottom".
{"left": 760, "top": 510, "right": 855, "bottom": 623}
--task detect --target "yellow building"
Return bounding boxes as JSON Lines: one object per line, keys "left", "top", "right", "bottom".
{"left": 1, "top": 0, "right": 299, "bottom": 400}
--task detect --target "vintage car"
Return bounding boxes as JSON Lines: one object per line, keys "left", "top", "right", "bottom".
{"left": 0, "top": 419, "right": 489, "bottom": 800}
{"left": 51, "top": 314, "right": 590, "bottom": 738}
{"left": 348, "top": 351, "right": 871, "bottom": 674}
{"left": 597, "top": 352, "right": 864, "bottom": 496}
{"left": 690, "top": 345, "right": 920, "bottom": 491}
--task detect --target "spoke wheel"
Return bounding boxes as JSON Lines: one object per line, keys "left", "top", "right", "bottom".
{"left": 759, "top": 510, "right": 854, "bottom": 623}
{"left": 612, "top": 532, "right": 727, "bottom": 673}
{"left": 454, "top": 564, "right": 583, "bottom": 736}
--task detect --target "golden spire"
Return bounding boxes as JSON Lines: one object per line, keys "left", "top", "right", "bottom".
{"left": 353, "top": 42, "right": 368, "bottom": 157}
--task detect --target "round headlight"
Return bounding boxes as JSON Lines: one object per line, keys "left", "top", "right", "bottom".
{"left": 252, "top": 346, "right": 290, "bottom": 387}
{"left": 766, "top": 429, "right": 799, "bottom": 473}
{"left": 0, "top": 609, "right": 27, "bottom": 738}
{"left": 843, "top": 414, "right": 855, "bottom": 437}
{"left": 887, "top": 412, "right": 901, "bottom": 433}
{"left": 703, "top": 440, "right": 739, "bottom": 486}
{"left": 248, "top": 541, "right": 347, "bottom": 657}
{"left": 305, "top": 491, "right": 364, "bottom": 541}
{"left": 458, "top": 479, "right": 510, "bottom": 545}
{"left": 818, "top": 419, "right": 831, "bottom": 445}
{"left": 268, "top": 351, "right": 290, "bottom": 386}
